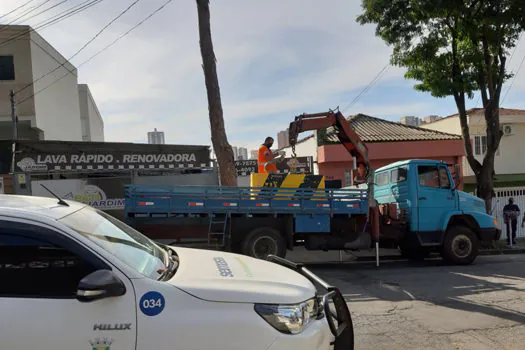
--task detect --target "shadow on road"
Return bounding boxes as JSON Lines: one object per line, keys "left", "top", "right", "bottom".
{"left": 311, "top": 256, "right": 525, "bottom": 324}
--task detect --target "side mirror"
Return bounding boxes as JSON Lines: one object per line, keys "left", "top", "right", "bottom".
{"left": 76, "top": 269, "right": 126, "bottom": 302}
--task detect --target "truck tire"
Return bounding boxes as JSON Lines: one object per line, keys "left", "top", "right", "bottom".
{"left": 442, "top": 226, "right": 479, "bottom": 265}
{"left": 241, "top": 227, "right": 286, "bottom": 259}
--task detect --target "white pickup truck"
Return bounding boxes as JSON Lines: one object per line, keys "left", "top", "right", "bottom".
{"left": 0, "top": 194, "right": 354, "bottom": 350}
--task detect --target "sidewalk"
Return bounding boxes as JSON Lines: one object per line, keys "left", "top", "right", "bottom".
{"left": 480, "top": 237, "right": 525, "bottom": 255}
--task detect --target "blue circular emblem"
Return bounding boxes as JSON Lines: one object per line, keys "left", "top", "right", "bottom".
{"left": 139, "top": 291, "right": 165, "bottom": 317}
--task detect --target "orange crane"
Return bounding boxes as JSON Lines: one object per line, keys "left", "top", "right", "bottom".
{"left": 288, "top": 108, "right": 370, "bottom": 181}
{"left": 287, "top": 108, "right": 380, "bottom": 264}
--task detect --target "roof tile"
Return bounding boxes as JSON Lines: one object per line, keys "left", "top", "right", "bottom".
{"left": 425, "top": 107, "right": 525, "bottom": 125}
{"left": 326, "top": 114, "right": 462, "bottom": 142}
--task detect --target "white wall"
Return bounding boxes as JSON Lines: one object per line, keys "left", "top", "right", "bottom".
{"left": 468, "top": 115, "right": 525, "bottom": 176}
{"left": 78, "top": 84, "right": 104, "bottom": 141}
{"left": 29, "top": 31, "right": 82, "bottom": 141}
{"left": 280, "top": 133, "right": 319, "bottom": 174}
{"left": 0, "top": 26, "right": 36, "bottom": 124}
{"left": 424, "top": 113, "right": 525, "bottom": 177}
{"left": 422, "top": 116, "right": 462, "bottom": 134}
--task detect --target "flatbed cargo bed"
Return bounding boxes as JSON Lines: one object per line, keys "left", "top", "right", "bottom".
{"left": 124, "top": 185, "right": 369, "bottom": 217}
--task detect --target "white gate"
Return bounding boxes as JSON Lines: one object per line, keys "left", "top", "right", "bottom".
{"left": 492, "top": 186, "right": 525, "bottom": 240}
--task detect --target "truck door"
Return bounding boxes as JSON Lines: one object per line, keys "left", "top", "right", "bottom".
{"left": 0, "top": 219, "right": 137, "bottom": 350}
{"left": 416, "top": 165, "right": 456, "bottom": 243}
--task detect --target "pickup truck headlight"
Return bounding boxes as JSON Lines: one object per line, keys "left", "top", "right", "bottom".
{"left": 254, "top": 298, "right": 319, "bottom": 334}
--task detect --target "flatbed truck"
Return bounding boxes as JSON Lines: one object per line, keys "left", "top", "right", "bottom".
{"left": 124, "top": 110, "right": 502, "bottom": 265}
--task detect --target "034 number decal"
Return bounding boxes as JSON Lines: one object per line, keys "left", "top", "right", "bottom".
{"left": 142, "top": 298, "right": 163, "bottom": 309}
{"left": 139, "top": 291, "right": 165, "bottom": 316}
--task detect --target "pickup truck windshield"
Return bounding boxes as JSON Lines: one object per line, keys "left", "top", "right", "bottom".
{"left": 59, "top": 206, "right": 167, "bottom": 280}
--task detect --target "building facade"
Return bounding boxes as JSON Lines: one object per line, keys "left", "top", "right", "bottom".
{"left": 237, "top": 147, "right": 248, "bottom": 160}
{"left": 318, "top": 114, "right": 465, "bottom": 187}
{"left": 279, "top": 114, "right": 464, "bottom": 188}
{"left": 0, "top": 25, "right": 103, "bottom": 142}
{"left": 277, "top": 129, "right": 290, "bottom": 149}
{"left": 422, "top": 108, "right": 525, "bottom": 189}
{"left": 147, "top": 128, "right": 165, "bottom": 144}
{"left": 78, "top": 84, "right": 104, "bottom": 142}
{"left": 400, "top": 116, "right": 422, "bottom": 127}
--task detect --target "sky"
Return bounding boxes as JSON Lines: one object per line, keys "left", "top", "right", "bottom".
{"left": 1, "top": 0, "right": 524, "bottom": 153}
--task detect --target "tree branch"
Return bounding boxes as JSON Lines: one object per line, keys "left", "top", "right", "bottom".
{"left": 482, "top": 24, "right": 495, "bottom": 103}
{"left": 454, "top": 92, "right": 482, "bottom": 175}
{"left": 450, "top": 17, "right": 482, "bottom": 175}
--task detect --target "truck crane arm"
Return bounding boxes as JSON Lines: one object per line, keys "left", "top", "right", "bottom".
{"left": 288, "top": 110, "right": 370, "bottom": 171}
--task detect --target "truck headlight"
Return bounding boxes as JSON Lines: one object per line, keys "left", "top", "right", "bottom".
{"left": 254, "top": 298, "right": 319, "bottom": 334}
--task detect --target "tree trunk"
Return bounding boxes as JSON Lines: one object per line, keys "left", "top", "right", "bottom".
{"left": 196, "top": 0, "right": 237, "bottom": 186}
{"left": 475, "top": 163, "right": 495, "bottom": 214}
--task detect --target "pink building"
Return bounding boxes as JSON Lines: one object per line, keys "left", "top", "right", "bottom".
{"left": 317, "top": 114, "right": 466, "bottom": 189}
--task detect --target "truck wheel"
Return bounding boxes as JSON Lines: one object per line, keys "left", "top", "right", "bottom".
{"left": 241, "top": 227, "right": 286, "bottom": 259}
{"left": 442, "top": 226, "right": 479, "bottom": 265}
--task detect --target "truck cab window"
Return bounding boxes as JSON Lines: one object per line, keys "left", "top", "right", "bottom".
{"left": 391, "top": 168, "right": 407, "bottom": 183}
{"left": 438, "top": 167, "right": 451, "bottom": 189}
{"left": 0, "top": 230, "right": 97, "bottom": 298}
{"left": 376, "top": 172, "right": 389, "bottom": 186}
{"left": 418, "top": 166, "right": 440, "bottom": 188}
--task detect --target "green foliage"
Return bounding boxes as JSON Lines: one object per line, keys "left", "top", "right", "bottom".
{"left": 357, "top": 0, "right": 525, "bottom": 100}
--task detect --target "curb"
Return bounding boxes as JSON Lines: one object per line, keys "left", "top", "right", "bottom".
{"left": 479, "top": 248, "right": 525, "bottom": 255}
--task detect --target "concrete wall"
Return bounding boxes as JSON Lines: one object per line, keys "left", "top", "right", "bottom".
{"left": 78, "top": 84, "right": 104, "bottom": 141}
{"left": 29, "top": 31, "right": 82, "bottom": 141}
{"left": 424, "top": 114, "right": 525, "bottom": 178}
{"left": 0, "top": 26, "right": 36, "bottom": 123}
{"left": 422, "top": 116, "right": 462, "bottom": 134}
{"left": 318, "top": 139, "right": 465, "bottom": 188}
{"left": 467, "top": 114, "right": 525, "bottom": 177}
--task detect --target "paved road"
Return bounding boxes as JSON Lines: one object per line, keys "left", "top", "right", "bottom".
{"left": 310, "top": 255, "right": 525, "bottom": 350}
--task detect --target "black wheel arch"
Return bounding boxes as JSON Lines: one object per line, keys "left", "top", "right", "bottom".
{"left": 446, "top": 214, "right": 481, "bottom": 242}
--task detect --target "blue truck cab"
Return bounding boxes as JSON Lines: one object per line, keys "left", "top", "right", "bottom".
{"left": 373, "top": 159, "right": 501, "bottom": 264}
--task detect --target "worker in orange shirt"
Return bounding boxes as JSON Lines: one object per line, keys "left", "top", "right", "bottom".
{"left": 258, "top": 137, "right": 284, "bottom": 173}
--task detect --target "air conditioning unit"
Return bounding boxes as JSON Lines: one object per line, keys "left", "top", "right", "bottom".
{"left": 503, "top": 124, "right": 514, "bottom": 136}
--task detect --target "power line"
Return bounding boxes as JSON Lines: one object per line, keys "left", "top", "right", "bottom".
{"left": 501, "top": 35, "right": 525, "bottom": 104}
{"left": 340, "top": 35, "right": 422, "bottom": 115}
{"left": 502, "top": 52, "right": 525, "bottom": 104}
{"left": 35, "top": 0, "right": 103, "bottom": 30}
{"left": 0, "top": 0, "right": 39, "bottom": 20}
{"left": 474, "top": 33, "right": 523, "bottom": 108}
{"left": 0, "top": 0, "right": 104, "bottom": 51}
{"left": 341, "top": 63, "right": 391, "bottom": 114}
{"left": 0, "top": 0, "right": 54, "bottom": 29}
{"left": 16, "top": 0, "right": 175, "bottom": 106}
{"left": 17, "top": 0, "right": 69, "bottom": 24}
{"left": 16, "top": 0, "right": 142, "bottom": 95}
{"left": 0, "top": 0, "right": 105, "bottom": 83}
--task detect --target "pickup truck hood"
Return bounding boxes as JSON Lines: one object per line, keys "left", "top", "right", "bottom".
{"left": 167, "top": 247, "right": 316, "bottom": 304}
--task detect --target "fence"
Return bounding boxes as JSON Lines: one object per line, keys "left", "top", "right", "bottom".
{"left": 492, "top": 186, "right": 525, "bottom": 240}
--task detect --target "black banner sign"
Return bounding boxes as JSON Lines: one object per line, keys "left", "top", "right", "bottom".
{"left": 235, "top": 156, "right": 313, "bottom": 176}
{"left": 13, "top": 142, "right": 211, "bottom": 173}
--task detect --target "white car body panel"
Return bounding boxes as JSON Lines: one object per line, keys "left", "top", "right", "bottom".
{"left": 0, "top": 194, "right": 340, "bottom": 350}
{"left": 170, "top": 246, "right": 316, "bottom": 304}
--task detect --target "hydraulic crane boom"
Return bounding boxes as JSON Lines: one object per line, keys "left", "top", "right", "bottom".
{"left": 288, "top": 110, "right": 370, "bottom": 171}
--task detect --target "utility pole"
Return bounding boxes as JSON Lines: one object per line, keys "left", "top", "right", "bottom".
{"left": 10, "top": 90, "right": 17, "bottom": 140}
{"left": 10, "top": 89, "right": 17, "bottom": 174}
